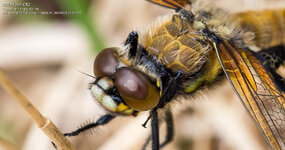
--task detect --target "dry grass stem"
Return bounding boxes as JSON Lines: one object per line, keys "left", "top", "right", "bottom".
{"left": 0, "top": 69, "right": 75, "bottom": 150}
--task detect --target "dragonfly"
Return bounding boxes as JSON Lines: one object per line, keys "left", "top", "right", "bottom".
{"left": 59, "top": 0, "right": 285, "bottom": 149}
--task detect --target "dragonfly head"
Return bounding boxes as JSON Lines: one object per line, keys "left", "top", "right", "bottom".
{"left": 91, "top": 47, "right": 160, "bottom": 116}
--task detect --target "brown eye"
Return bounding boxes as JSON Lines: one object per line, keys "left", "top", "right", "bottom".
{"left": 94, "top": 48, "right": 119, "bottom": 77}
{"left": 114, "top": 68, "right": 160, "bottom": 111}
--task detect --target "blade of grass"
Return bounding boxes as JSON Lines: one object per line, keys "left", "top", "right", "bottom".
{"left": 56, "top": 0, "right": 105, "bottom": 53}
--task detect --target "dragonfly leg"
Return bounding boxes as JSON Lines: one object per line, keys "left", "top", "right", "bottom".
{"left": 151, "top": 111, "right": 160, "bottom": 150}
{"left": 52, "top": 114, "right": 115, "bottom": 149}
{"left": 63, "top": 114, "right": 116, "bottom": 137}
{"left": 142, "top": 109, "right": 174, "bottom": 150}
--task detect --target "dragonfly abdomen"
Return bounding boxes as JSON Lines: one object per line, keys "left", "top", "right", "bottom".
{"left": 236, "top": 9, "right": 285, "bottom": 50}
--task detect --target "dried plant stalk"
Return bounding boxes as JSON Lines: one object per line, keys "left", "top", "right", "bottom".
{"left": 0, "top": 69, "right": 75, "bottom": 150}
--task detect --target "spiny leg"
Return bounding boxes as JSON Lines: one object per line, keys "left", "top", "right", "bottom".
{"left": 142, "top": 110, "right": 174, "bottom": 150}
{"left": 52, "top": 114, "right": 115, "bottom": 149}
{"left": 64, "top": 114, "right": 115, "bottom": 137}
{"left": 151, "top": 111, "right": 159, "bottom": 150}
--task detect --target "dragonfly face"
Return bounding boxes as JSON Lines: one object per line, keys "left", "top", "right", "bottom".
{"left": 91, "top": 47, "right": 160, "bottom": 115}
{"left": 60, "top": 1, "right": 285, "bottom": 150}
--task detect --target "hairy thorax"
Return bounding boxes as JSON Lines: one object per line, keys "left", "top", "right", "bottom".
{"left": 142, "top": 14, "right": 212, "bottom": 76}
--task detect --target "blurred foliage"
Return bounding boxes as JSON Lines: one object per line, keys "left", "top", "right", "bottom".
{"left": 11, "top": 0, "right": 105, "bottom": 53}
{"left": 56, "top": 0, "right": 105, "bottom": 53}
{"left": 0, "top": 114, "right": 16, "bottom": 145}
{"left": 176, "top": 136, "right": 194, "bottom": 150}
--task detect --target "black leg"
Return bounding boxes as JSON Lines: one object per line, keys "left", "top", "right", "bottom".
{"left": 151, "top": 111, "right": 159, "bottom": 150}
{"left": 52, "top": 114, "right": 115, "bottom": 149}
{"left": 64, "top": 114, "right": 115, "bottom": 137}
{"left": 142, "top": 110, "right": 174, "bottom": 150}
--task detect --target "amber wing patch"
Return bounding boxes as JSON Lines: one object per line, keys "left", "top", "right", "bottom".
{"left": 146, "top": 0, "right": 191, "bottom": 10}
{"left": 214, "top": 40, "right": 285, "bottom": 150}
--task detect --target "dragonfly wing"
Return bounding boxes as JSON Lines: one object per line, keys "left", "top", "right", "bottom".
{"left": 146, "top": 0, "right": 191, "bottom": 10}
{"left": 213, "top": 40, "right": 285, "bottom": 150}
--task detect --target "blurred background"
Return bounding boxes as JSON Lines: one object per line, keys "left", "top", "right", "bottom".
{"left": 0, "top": 0, "right": 284, "bottom": 150}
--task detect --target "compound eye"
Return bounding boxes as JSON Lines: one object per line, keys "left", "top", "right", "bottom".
{"left": 114, "top": 68, "right": 160, "bottom": 111}
{"left": 94, "top": 48, "right": 119, "bottom": 77}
